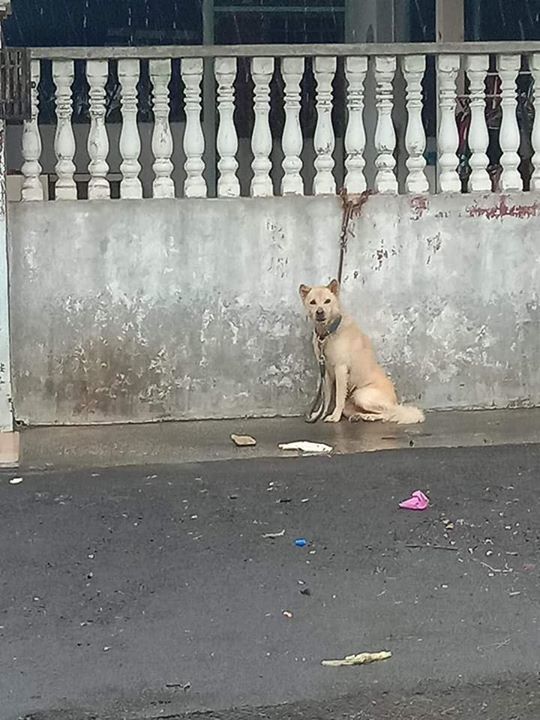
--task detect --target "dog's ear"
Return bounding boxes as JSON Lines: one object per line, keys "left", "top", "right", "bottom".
{"left": 299, "top": 284, "right": 311, "bottom": 300}
{"left": 327, "top": 279, "right": 340, "bottom": 296}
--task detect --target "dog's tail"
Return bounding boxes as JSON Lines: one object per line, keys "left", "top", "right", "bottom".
{"left": 383, "top": 404, "right": 425, "bottom": 425}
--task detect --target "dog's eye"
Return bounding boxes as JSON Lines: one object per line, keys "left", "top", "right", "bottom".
{"left": 324, "top": 299, "right": 331, "bottom": 304}
{"left": 309, "top": 299, "right": 316, "bottom": 305}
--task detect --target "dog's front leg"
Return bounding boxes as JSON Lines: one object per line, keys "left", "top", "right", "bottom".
{"left": 324, "top": 364, "right": 347, "bottom": 422}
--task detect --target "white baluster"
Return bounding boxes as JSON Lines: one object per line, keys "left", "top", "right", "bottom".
{"left": 215, "top": 57, "right": 239, "bottom": 198}
{"left": 150, "top": 58, "right": 174, "bottom": 199}
{"left": 465, "top": 55, "right": 490, "bottom": 192}
{"left": 374, "top": 56, "right": 398, "bottom": 194}
{"left": 118, "top": 59, "right": 142, "bottom": 199}
{"left": 281, "top": 57, "right": 304, "bottom": 196}
{"left": 402, "top": 55, "right": 428, "bottom": 194}
{"left": 52, "top": 60, "right": 76, "bottom": 200}
{"left": 313, "top": 56, "right": 336, "bottom": 196}
{"left": 497, "top": 54, "right": 523, "bottom": 191}
{"left": 181, "top": 57, "right": 206, "bottom": 198}
{"left": 21, "top": 59, "right": 43, "bottom": 201}
{"left": 86, "top": 59, "right": 110, "bottom": 200}
{"left": 530, "top": 53, "right": 540, "bottom": 191}
{"left": 250, "top": 57, "right": 274, "bottom": 197}
{"left": 436, "top": 54, "right": 461, "bottom": 193}
{"left": 344, "top": 56, "right": 367, "bottom": 194}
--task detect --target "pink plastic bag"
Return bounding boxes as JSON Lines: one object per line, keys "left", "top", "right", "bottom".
{"left": 399, "top": 490, "right": 429, "bottom": 511}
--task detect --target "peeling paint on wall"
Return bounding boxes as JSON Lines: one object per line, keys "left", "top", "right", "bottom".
{"left": 410, "top": 195, "right": 429, "bottom": 221}
{"left": 372, "top": 241, "right": 398, "bottom": 271}
{"left": 466, "top": 196, "right": 539, "bottom": 220}
{"left": 426, "top": 233, "right": 442, "bottom": 265}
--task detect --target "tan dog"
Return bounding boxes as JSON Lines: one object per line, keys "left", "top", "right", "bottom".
{"left": 299, "top": 279, "right": 424, "bottom": 424}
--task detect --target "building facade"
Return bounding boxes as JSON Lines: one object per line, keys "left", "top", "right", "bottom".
{"left": 0, "top": 1, "right": 540, "bottom": 427}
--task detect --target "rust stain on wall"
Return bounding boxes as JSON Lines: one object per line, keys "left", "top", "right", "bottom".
{"left": 410, "top": 195, "right": 429, "bottom": 221}
{"left": 467, "top": 196, "right": 539, "bottom": 220}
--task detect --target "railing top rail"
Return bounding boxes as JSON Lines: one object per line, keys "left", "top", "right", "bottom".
{"left": 30, "top": 40, "right": 540, "bottom": 61}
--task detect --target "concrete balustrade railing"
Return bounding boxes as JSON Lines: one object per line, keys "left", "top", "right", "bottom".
{"left": 19, "top": 42, "right": 540, "bottom": 201}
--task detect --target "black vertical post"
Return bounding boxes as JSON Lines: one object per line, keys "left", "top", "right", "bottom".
{"left": 202, "top": 0, "right": 216, "bottom": 197}
{"left": 470, "top": 0, "right": 482, "bottom": 41}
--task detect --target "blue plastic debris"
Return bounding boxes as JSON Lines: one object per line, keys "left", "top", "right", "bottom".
{"left": 294, "top": 538, "right": 308, "bottom": 547}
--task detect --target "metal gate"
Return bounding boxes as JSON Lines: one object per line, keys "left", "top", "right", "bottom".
{"left": 0, "top": 45, "right": 30, "bottom": 121}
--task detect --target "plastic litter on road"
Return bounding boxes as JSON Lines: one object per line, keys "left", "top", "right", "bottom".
{"left": 230, "top": 434, "right": 257, "bottom": 447}
{"left": 262, "top": 529, "right": 285, "bottom": 539}
{"left": 399, "top": 490, "right": 429, "bottom": 511}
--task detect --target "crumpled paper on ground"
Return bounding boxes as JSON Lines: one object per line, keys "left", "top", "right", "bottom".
{"left": 322, "top": 650, "right": 392, "bottom": 667}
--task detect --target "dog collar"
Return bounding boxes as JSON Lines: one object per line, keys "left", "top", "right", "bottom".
{"left": 315, "top": 314, "right": 342, "bottom": 341}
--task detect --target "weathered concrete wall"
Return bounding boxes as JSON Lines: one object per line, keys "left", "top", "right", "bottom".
{"left": 8, "top": 198, "right": 340, "bottom": 425}
{"left": 7, "top": 192, "right": 540, "bottom": 425}
{"left": 342, "top": 193, "right": 540, "bottom": 410}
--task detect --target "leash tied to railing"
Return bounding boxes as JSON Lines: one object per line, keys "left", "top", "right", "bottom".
{"left": 306, "top": 189, "right": 372, "bottom": 423}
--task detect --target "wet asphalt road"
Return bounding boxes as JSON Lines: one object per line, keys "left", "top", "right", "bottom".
{"left": 1, "top": 444, "right": 539, "bottom": 720}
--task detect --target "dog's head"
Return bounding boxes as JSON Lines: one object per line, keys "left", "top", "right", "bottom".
{"left": 299, "top": 279, "right": 341, "bottom": 326}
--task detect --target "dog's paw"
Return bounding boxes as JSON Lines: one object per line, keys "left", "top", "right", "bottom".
{"left": 324, "top": 413, "right": 341, "bottom": 423}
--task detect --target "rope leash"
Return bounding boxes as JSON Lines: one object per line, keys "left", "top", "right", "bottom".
{"left": 304, "top": 315, "right": 342, "bottom": 423}
{"left": 305, "top": 190, "right": 372, "bottom": 423}
{"left": 305, "top": 353, "right": 327, "bottom": 423}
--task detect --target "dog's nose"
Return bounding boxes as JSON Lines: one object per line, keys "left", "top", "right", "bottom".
{"left": 315, "top": 309, "right": 325, "bottom": 319}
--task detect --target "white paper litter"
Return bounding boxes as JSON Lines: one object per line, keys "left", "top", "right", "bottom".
{"left": 262, "top": 529, "right": 285, "bottom": 539}
{"left": 322, "top": 650, "right": 392, "bottom": 667}
{"left": 278, "top": 441, "right": 333, "bottom": 454}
